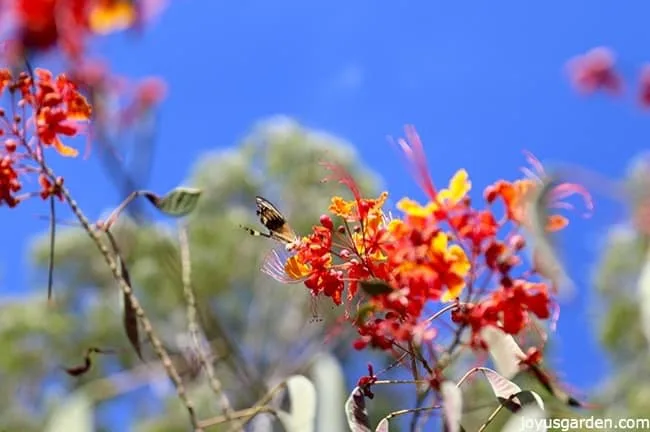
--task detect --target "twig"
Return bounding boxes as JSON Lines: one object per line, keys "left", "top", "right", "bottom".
{"left": 45, "top": 169, "right": 202, "bottom": 431}
{"left": 178, "top": 222, "right": 234, "bottom": 420}
{"left": 225, "top": 380, "right": 288, "bottom": 432}
{"left": 378, "top": 406, "right": 440, "bottom": 425}
{"left": 83, "top": 361, "right": 170, "bottom": 402}
{"left": 199, "top": 406, "right": 277, "bottom": 429}
{"left": 477, "top": 403, "right": 505, "bottom": 432}
{"left": 47, "top": 194, "right": 56, "bottom": 301}
{"left": 424, "top": 303, "right": 461, "bottom": 323}
{"left": 18, "top": 61, "right": 200, "bottom": 428}
{"left": 102, "top": 190, "right": 151, "bottom": 230}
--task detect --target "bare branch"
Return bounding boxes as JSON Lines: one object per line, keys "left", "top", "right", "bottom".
{"left": 178, "top": 222, "right": 234, "bottom": 420}
{"left": 44, "top": 167, "right": 202, "bottom": 430}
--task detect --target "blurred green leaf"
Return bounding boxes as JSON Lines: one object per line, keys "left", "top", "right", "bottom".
{"left": 145, "top": 187, "right": 202, "bottom": 217}
{"left": 359, "top": 279, "right": 393, "bottom": 296}
{"left": 44, "top": 391, "right": 93, "bottom": 432}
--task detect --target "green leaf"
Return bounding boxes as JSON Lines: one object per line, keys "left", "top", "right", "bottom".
{"left": 144, "top": 187, "right": 202, "bottom": 217}
{"left": 359, "top": 279, "right": 394, "bottom": 296}
{"left": 44, "top": 391, "right": 93, "bottom": 432}
{"left": 277, "top": 375, "right": 317, "bottom": 432}
{"left": 353, "top": 303, "right": 377, "bottom": 325}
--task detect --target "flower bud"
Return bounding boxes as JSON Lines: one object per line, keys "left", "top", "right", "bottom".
{"left": 4, "top": 138, "right": 16, "bottom": 153}
{"left": 509, "top": 234, "right": 526, "bottom": 251}
{"left": 484, "top": 185, "right": 498, "bottom": 203}
{"left": 320, "top": 214, "right": 333, "bottom": 230}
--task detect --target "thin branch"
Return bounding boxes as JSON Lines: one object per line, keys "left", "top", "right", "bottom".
{"left": 199, "top": 406, "right": 277, "bottom": 430}
{"left": 424, "top": 303, "right": 462, "bottom": 324}
{"left": 17, "top": 62, "right": 201, "bottom": 428}
{"left": 101, "top": 190, "right": 150, "bottom": 230}
{"left": 46, "top": 170, "right": 201, "bottom": 430}
{"left": 378, "top": 406, "right": 440, "bottom": 424}
{"left": 370, "top": 379, "right": 429, "bottom": 386}
{"left": 47, "top": 194, "right": 56, "bottom": 301}
{"left": 178, "top": 222, "right": 234, "bottom": 420}
{"left": 83, "top": 360, "right": 170, "bottom": 402}
{"left": 477, "top": 403, "right": 505, "bottom": 432}
{"left": 225, "top": 380, "right": 288, "bottom": 432}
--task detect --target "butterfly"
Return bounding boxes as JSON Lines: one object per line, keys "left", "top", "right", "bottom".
{"left": 241, "top": 196, "right": 300, "bottom": 248}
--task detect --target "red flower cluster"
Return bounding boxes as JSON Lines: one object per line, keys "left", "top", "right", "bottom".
{"left": 568, "top": 46, "right": 650, "bottom": 109}
{"left": 0, "top": 67, "right": 90, "bottom": 207}
{"left": 263, "top": 126, "right": 592, "bottom": 359}
{"left": 2, "top": 0, "right": 165, "bottom": 61}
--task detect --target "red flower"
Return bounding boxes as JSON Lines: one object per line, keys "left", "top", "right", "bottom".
{"left": 488, "top": 279, "right": 551, "bottom": 334}
{"left": 14, "top": 0, "right": 88, "bottom": 57}
{"left": 38, "top": 174, "right": 63, "bottom": 201}
{"left": 485, "top": 151, "right": 592, "bottom": 231}
{"left": 7, "top": 0, "right": 165, "bottom": 60}
{"left": 451, "top": 302, "right": 499, "bottom": 348}
{"left": 255, "top": 126, "right": 582, "bottom": 360}
{"left": 638, "top": 64, "right": 650, "bottom": 109}
{"left": 32, "top": 68, "right": 92, "bottom": 157}
{"left": 0, "top": 155, "right": 21, "bottom": 207}
{"left": 567, "top": 47, "right": 622, "bottom": 95}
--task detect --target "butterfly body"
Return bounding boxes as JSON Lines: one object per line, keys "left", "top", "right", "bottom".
{"left": 242, "top": 196, "right": 299, "bottom": 248}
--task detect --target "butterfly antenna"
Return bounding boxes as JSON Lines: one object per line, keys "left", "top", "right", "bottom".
{"left": 240, "top": 225, "right": 272, "bottom": 239}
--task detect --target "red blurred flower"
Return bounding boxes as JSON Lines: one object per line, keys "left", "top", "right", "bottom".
{"left": 638, "top": 64, "right": 650, "bottom": 109}
{"left": 567, "top": 46, "right": 622, "bottom": 95}
{"left": 7, "top": 0, "right": 164, "bottom": 59}
{"left": 485, "top": 151, "right": 592, "bottom": 231}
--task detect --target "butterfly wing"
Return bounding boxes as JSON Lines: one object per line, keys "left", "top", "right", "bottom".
{"left": 254, "top": 196, "right": 298, "bottom": 244}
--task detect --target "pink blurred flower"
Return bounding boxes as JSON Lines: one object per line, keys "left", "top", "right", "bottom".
{"left": 638, "top": 64, "right": 650, "bottom": 109}
{"left": 120, "top": 76, "right": 167, "bottom": 127}
{"left": 133, "top": 77, "right": 167, "bottom": 109}
{"left": 567, "top": 47, "right": 622, "bottom": 95}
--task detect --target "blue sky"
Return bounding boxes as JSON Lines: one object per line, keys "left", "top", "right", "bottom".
{"left": 4, "top": 0, "right": 650, "bottom": 427}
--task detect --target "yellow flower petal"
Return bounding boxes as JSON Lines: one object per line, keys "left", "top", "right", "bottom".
{"left": 329, "top": 196, "right": 355, "bottom": 217}
{"left": 431, "top": 232, "right": 448, "bottom": 252}
{"left": 372, "top": 191, "right": 389, "bottom": 211}
{"left": 53, "top": 138, "right": 79, "bottom": 157}
{"left": 448, "top": 245, "right": 471, "bottom": 275}
{"left": 397, "top": 197, "right": 438, "bottom": 218}
{"left": 89, "top": 1, "right": 137, "bottom": 35}
{"left": 441, "top": 280, "right": 465, "bottom": 302}
{"left": 284, "top": 256, "right": 311, "bottom": 280}
{"left": 387, "top": 219, "right": 405, "bottom": 234}
{"left": 438, "top": 169, "right": 471, "bottom": 205}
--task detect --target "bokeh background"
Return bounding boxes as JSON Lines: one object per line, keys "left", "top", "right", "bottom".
{"left": 3, "top": 1, "right": 650, "bottom": 431}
